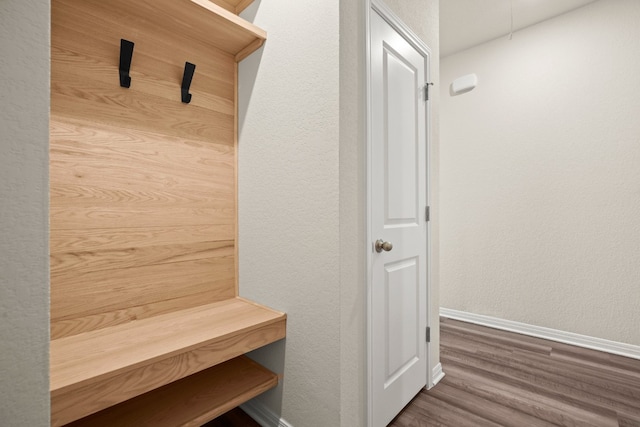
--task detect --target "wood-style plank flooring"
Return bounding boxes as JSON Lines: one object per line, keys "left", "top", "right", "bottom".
{"left": 205, "top": 318, "right": 640, "bottom": 426}
{"left": 391, "top": 317, "right": 640, "bottom": 427}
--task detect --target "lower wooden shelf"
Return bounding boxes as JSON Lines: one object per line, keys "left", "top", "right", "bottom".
{"left": 65, "top": 355, "right": 277, "bottom": 427}
{"left": 50, "top": 297, "right": 286, "bottom": 426}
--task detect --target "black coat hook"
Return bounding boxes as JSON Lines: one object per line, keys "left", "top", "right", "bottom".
{"left": 119, "top": 39, "right": 135, "bottom": 88}
{"left": 181, "top": 62, "right": 196, "bottom": 103}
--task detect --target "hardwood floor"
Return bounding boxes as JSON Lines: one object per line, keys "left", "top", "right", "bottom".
{"left": 390, "top": 317, "right": 640, "bottom": 427}
{"left": 204, "top": 318, "right": 640, "bottom": 426}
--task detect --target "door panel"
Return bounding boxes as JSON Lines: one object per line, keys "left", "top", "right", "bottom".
{"left": 385, "top": 257, "right": 419, "bottom": 386}
{"left": 370, "top": 8, "right": 429, "bottom": 427}
{"left": 384, "top": 45, "right": 418, "bottom": 225}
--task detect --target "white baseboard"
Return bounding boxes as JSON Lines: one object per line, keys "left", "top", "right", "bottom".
{"left": 430, "top": 362, "right": 445, "bottom": 389}
{"left": 440, "top": 308, "right": 640, "bottom": 360}
{"left": 240, "top": 400, "right": 293, "bottom": 427}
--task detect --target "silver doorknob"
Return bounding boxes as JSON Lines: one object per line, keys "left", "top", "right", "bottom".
{"left": 375, "top": 239, "right": 393, "bottom": 253}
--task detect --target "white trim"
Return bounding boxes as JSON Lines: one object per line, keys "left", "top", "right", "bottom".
{"left": 240, "top": 400, "right": 294, "bottom": 427}
{"left": 440, "top": 308, "right": 640, "bottom": 360}
{"left": 430, "top": 363, "right": 445, "bottom": 389}
{"left": 366, "top": 2, "right": 434, "bottom": 426}
{"left": 371, "top": 0, "right": 432, "bottom": 57}
{"left": 364, "top": 1, "right": 373, "bottom": 424}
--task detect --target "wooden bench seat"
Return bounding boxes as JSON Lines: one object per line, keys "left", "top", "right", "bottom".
{"left": 51, "top": 297, "right": 286, "bottom": 426}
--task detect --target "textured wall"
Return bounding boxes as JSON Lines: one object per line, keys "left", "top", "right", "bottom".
{"left": 238, "top": 1, "right": 341, "bottom": 426}
{"left": 0, "top": 0, "right": 50, "bottom": 425}
{"left": 239, "top": 0, "right": 439, "bottom": 425}
{"left": 339, "top": 0, "right": 367, "bottom": 425}
{"left": 440, "top": 0, "right": 640, "bottom": 345}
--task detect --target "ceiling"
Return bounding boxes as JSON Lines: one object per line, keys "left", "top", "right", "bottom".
{"left": 440, "top": 0, "right": 598, "bottom": 57}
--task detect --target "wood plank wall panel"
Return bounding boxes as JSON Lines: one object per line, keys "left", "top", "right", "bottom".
{"left": 51, "top": 0, "right": 238, "bottom": 339}
{"left": 52, "top": 4, "right": 237, "bottom": 134}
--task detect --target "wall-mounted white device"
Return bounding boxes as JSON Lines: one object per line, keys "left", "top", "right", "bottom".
{"left": 450, "top": 73, "right": 478, "bottom": 96}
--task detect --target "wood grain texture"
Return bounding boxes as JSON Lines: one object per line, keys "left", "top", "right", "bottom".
{"left": 52, "top": 256, "right": 236, "bottom": 321}
{"left": 51, "top": 298, "right": 284, "bottom": 392}
{"left": 50, "top": 119, "right": 236, "bottom": 185}
{"left": 390, "top": 318, "right": 640, "bottom": 427}
{"left": 50, "top": 32, "right": 235, "bottom": 113}
{"left": 52, "top": 289, "right": 230, "bottom": 340}
{"left": 51, "top": 82, "right": 234, "bottom": 144}
{"left": 64, "top": 356, "right": 276, "bottom": 427}
{"left": 53, "top": 114, "right": 232, "bottom": 211}
{"left": 51, "top": 225, "right": 234, "bottom": 254}
{"left": 54, "top": 0, "right": 265, "bottom": 61}
{"left": 52, "top": 236, "right": 234, "bottom": 277}
{"left": 51, "top": 298, "right": 286, "bottom": 426}
{"left": 51, "top": 0, "right": 239, "bottom": 339}
{"left": 52, "top": 322, "right": 285, "bottom": 426}
{"left": 50, "top": 2, "right": 279, "bottom": 426}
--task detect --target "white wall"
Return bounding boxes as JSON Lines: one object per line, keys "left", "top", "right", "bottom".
{"left": 238, "top": 1, "right": 340, "bottom": 426}
{"left": 0, "top": 0, "right": 50, "bottom": 425}
{"left": 339, "top": 0, "right": 367, "bottom": 425}
{"left": 239, "top": 0, "right": 439, "bottom": 426}
{"left": 440, "top": 0, "right": 640, "bottom": 346}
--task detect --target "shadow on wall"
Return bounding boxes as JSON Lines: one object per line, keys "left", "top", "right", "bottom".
{"left": 236, "top": 0, "right": 287, "bottom": 421}
{"left": 243, "top": 339, "right": 287, "bottom": 420}
{"left": 238, "top": 0, "right": 264, "bottom": 135}
{"left": 241, "top": 0, "right": 261, "bottom": 22}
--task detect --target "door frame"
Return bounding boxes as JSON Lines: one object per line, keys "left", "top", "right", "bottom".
{"left": 365, "top": 0, "right": 434, "bottom": 425}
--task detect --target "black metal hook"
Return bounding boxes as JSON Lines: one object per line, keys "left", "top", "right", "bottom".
{"left": 119, "top": 39, "right": 135, "bottom": 88}
{"left": 181, "top": 62, "right": 196, "bottom": 103}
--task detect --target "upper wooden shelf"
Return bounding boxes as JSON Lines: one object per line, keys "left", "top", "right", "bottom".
{"left": 103, "top": 0, "right": 266, "bottom": 62}
{"left": 51, "top": 297, "right": 286, "bottom": 426}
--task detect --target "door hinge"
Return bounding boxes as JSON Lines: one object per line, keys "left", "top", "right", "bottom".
{"left": 426, "top": 327, "right": 431, "bottom": 343}
{"left": 425, "top": 206, "right": 430, "bottom": 222}
{"left": 424, "top": 82, "right": 434, "bottom": 101}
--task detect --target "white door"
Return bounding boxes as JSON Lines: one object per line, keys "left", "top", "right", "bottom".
{"left": 370, "top": 6, "right": 429, "bottom": 427}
